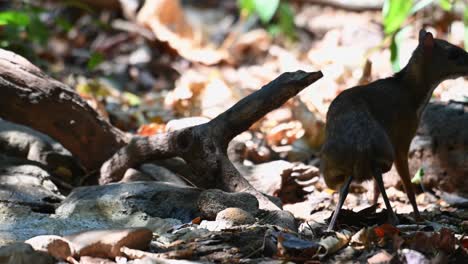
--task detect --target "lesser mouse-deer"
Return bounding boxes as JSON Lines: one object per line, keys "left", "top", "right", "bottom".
{"left": 321, "top": 29, "right": 468, "bottom": 230}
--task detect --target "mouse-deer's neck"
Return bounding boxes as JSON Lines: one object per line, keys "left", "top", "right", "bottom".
{"left": 396, "top": 57, "right": 441, "bottom": 117}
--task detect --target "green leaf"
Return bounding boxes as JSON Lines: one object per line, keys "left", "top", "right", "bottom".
{"left": 411, "top": 167, "right": 424, "bottom": 184}
{"left": 464, "top": 7, "right": 468, "bottom": 50}
{"left": 87, "top": 52, "right": 104, "bottom": 71}
{"left": 27, "top": 14, "right": 49, "bottom": 45}
{"left": 278, "top": 2, "right": 296, "bottom": 39}
{"left": 0, "top": 11, "right": 30, "bottom": 26}
{"left": 438, "top": 0, "right": 453, "bottom": 11}
{"left": 238, "top": 0, "right": 255, "bottom": 15}
{"left": 383, "top": 0, "right": 414, "bottom": 35}
{"left": 254, "top": 0, "right": 280, "bottom": 23}
{"left": 390, "top": 26, "right": 411, "bottom": 72}
{"left": 123, "top": 92, "right": 141, "bottom": 106}
{"left": 410, "top": 0, "right": 435, "bottom": 14}
{"left": 56, "top": 17, "right": 73, "bottom": 32}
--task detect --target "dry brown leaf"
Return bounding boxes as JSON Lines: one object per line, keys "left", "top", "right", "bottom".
{"left": 137, "top": 0, "right": 226, "bottom": 65}
{"left": 137, "top": 123, "right": 166, "bottom": 136}
{"left": 265, "top": 121, "right": 305, "bottom": 146}
{"left": 317, "top": 230, "right": 352, "bottom": 258}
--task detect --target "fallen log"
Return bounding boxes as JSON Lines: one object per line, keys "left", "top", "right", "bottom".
{"left": 100, "top": 70, "right": 324, "bottom": 210}
{"left": 0, "top": 48, "right": 323, "bottom": 210}
{"left": 0, "top": 49, "right": 128, "bottom": 172}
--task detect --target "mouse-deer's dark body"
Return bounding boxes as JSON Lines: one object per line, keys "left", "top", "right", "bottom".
{"left": 321, "top": 29, "right": 468, "bottom": 230}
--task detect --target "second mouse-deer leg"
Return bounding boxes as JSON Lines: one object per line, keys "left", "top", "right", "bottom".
{"left": 394, "top": 152, "right": 422, "bottom": 220}
{"left": 373, "top": 167, "right": 399, "bottom": 225}
{"left": 327, "top": 175, "right": 353, "bottom": 231}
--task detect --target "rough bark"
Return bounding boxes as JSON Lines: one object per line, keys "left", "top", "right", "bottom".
{"left": 100, "top": 71, "right": 324, "bottom": 210}
{"left": 0, "top": 49, "right": 128, "bottom": 172}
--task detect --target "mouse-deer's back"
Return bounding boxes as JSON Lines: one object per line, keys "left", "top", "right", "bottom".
{"left": 321, "top": 89, "right": 394, "bottom": 190}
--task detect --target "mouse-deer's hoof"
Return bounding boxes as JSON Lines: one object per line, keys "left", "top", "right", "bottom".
{"left": 414, "top": 214, "right": 424, "bottom": 223}
{"left": 388, "top": 212, "right": 399, "bottom": 226}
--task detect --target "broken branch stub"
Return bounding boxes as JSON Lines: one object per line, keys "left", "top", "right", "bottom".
{"left": 100, "top": 70, "right": 323, "bottom": 210}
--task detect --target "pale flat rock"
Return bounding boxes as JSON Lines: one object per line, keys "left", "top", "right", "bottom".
{"left": 65, "top": 228, "right": 152, "bottom": 258}
{"left": 367, "top": 250, "right": 394, "bottom": 264}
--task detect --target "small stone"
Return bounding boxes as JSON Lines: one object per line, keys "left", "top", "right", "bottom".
{"left": 461, "top": 220, "right": 468, "bottom": 232}
{"left": 64, "top": 228, "right": 152, "bottom": 258}
{"left": 25, "top": 235, "right": 73, "bottom": 260}
{"left": 79, "top": 256, "right": 117, "bottom": 264}
{"left": 215, "top": 207, "right": 255, "bottom": 225}
{"left": 0, "top": 242, "right": 55, "bottom": 264}
{"left": 367, "top": 250, "right": 394, "bottom": 264}
{"left": 197, "top": 189, "right": 259, "bottom": 220}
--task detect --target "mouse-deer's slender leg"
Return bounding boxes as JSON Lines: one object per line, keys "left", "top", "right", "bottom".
{"left": 373, "top": 167, "right": 399, "bottom": 225}
{"left": 394, "top": 151, "right": 421, "bottom": 220}
{"left": 327, "top": 175, "right": 353, "bottom": 231}
{"left": 373, "top": 179, "right": 380, "bottom": 205}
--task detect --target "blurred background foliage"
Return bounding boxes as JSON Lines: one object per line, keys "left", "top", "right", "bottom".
{"left": 383, "top": 0, "right": 468, "bottom": 71}
{"left": 1, "top": 0, "right": 467, "bottom": 71}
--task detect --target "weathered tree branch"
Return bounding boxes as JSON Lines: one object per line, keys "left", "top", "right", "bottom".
{"left": 0, "top": 49, "right": 128, "bottom": 171}
{"left": 100, "top": 70, "right": 323, "bottom": 209}
{"left": 211, "top": 71, "right": 324, "bottom": 145}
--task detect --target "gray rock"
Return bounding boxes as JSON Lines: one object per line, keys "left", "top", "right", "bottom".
{"left": 0, "top": 161, "right": 63, "bottom": 214}
{"left": 0, "top": 242, "right": 55, "bottom": 264}
{"left": 56, "top": 182, "right": 201, "bottom": 222}
{"left": 0, "top": 206, "right": 179, "bottom": 246}
{"left": 0, "top": 180, "right": 181, "bottom": 245}
{"left": 257, "top": 210, "right": 297, "bottom": 231}
{"left": 197, "top": 189, "right": 259, "bottom": 220}
{"left": 0, "top": 119, "right": 83, "bottom": 179}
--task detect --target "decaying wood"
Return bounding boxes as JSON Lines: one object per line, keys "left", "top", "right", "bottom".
{"left": 0, "top": 49, "right": 128, "bottom": 172}
{"left": 100, "top": 70, "right": 323, "bottom": 210}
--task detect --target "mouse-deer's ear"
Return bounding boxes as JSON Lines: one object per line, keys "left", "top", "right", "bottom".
{"left": 419, "top": 30, "right": 434, "bottom": 55}
{"left": 419, "top": 29, "right": 427, "bottom": 41}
